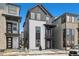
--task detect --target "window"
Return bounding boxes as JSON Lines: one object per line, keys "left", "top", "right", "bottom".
{"left": 66, "top": 29, "right": 75, "bottom": 47}
{"left": 72, "top": 29, "right": 75, "bottom": 35}
{"left": 7, "top": 23, "right": 12, "bottom": 33}
{"left": 12, "top": 23, "right": 17, "bottom": 31}
{"left": 69, "top": 16, "right": 72, "bottom": 22}
{"left": 7, "top": 37, "right": 12, "bottom": 49}
{"left": 36, "top": 27, "right": 41, "bottom": 47}
{"left": 67, "top": 16, "right": 75, "bottom": 23}
{"left": 67, "top": 16, "right": 70, "bottom": 22}
{"left": 31, "top": 12, "right": 35, "bottom": 19}
{"left": 72, "top": 17, "right": 75, "bottom": 23}
{"left": 46, "top": 29, "right": 51, "bottom": 38}
{"left": 8, "top": 5, "right": 17, "bottom": 15}
{"left": 37, "top": 13, "right": 41, "bottom": 20}
{"left": 46, "top": 17, "right": 49, "bottom": 21}
{"left": 7, "top": 22, "right": 17, "bottom": 33}
{"left": 63, "top": 29, "right": 66, "bottom": 47}
{"left": 66, "top": 29, "right": 70, "bottom": 35}
{"left": 72, "top": 29, "right": 75, "bottom": 41}
{"left": 67, "top": 16, "right": 72, "bottom": 22}
{"left": 61, "top": 17, "right": 66, "bottom": 23}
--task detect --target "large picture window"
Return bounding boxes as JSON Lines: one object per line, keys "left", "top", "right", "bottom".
{"left": 35, "top": 27, "right": 41, "bottom": 47}
{"left": 7, "top": 22, "right": 17, "bottom": 33}
{"left": 37, "top": 13, "right": 41, "bottom": 20}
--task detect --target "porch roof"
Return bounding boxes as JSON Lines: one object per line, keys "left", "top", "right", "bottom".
{"left": 44, "top": 24, "right": 56, "bottom": 28}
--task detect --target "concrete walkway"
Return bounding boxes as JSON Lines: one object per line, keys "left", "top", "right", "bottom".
{"left": 0, "top": 49, "right": 69, "bottom": 56}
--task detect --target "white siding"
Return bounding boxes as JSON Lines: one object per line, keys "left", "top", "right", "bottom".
{"left": 29, "top": 20, "right": 46, "bottom": 50}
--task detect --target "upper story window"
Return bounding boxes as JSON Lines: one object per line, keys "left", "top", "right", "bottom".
{"left": 7, "top": 22, "right": 17, "bottom": 33}
{"left": 46, "top": 16, "right": 49, "bottom": 21}
{"left": 37, "top": 13, "right": 41, "bottom": 20}
{"left": 67, "top": 16, "right": 70, "bottom": 22}
{"left": 61, "top": 16, "right": 66, "bottom": 23}
{"left": 0, "top": 4, "right": 4, "bottom": 9}
{"left": 12, "top": 23, "right": 17, "bottom": 31}
{"left": 8, "top": 5, "right": 17, "bottom": 15}
{"left": 72, "top": 17, "right": 75, "bottom": 23}
{"left": 31, "top": 12, "right": 35, "bottom": 19}
{"left": 67, "top": 16, "right": 75, "bottom": 23}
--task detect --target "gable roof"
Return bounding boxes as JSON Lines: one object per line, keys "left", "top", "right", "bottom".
{"left": 23, "top": 4, "right": 54, "bottom": 27}
{"left": 29, "top": 4, "right": 53, "bottom": 17}
{"left": 53, "top": 12, "right": 79, "bottom": 22}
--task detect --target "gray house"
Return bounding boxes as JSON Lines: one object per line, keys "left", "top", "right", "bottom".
{"left": 53, "top": 13, "right": 79, "bottom": 49}
{"left": 0, "top": 3, "right": 21, "bottom": 50}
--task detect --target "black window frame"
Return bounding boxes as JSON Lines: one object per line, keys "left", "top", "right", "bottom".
{"left": 35, "top": 27, "right": 41, "bottom": 47}
{"left": 7, "top": 22, "right": 12, "bottom": 33}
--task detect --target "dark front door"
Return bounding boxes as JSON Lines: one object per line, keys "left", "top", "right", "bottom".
{"left": 46, "top": 40, "right": 52, "bottom": 49}
{"left": 7, "top": 37, "right": 12, "bottom": 49}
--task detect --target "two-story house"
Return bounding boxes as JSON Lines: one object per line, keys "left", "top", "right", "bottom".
{"left": 23, "top": 4, "right": 56, "bottom": 50}
{"left": 0, "top": 3, "right": 21, "bottom": 50}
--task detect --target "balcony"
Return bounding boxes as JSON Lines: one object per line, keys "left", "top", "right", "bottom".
{"left": 45, "top": 34, "right": 53, "bottom": 39}
{"left": 44, "top": 24, "right": 56, "bottom": 40}
{"left": 2, "top": 14, "right": 21, "bottom": 22}
{"left": 5, "top": 33, "right": 20, "bottom": 37}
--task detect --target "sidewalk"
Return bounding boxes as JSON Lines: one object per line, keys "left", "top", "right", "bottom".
{"left": 0, "top": 49, "right": 69, "bottom": 56}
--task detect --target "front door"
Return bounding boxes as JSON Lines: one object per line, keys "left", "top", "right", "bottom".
{"left": 13, "top": 37, "right": 19, "bottom": 48}
{"left": 7, "top": 37, "right": 12, "bottom": 49}
{"left": 46, "top": 40, "right": 51, "bottom": 49}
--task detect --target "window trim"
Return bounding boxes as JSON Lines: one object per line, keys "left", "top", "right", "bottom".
{"left": 46, "top": 16, "right": 49, "bottom": 21}
{"left": 7, "top": 22, "right": 17, "bottom": 33}
{"left": 31, "top": 12, "right": 35, "bottom": 20}
{"left": 36, "top": 13, "right": 41, "bottom": 20}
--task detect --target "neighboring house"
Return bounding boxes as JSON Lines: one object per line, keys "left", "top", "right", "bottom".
{"left": 23, "top": 4, "right": 56, "bottom": 50}
{"left": 19, "top": 32, "right": 24, "bottom": 48}
{"left": 53, "top": 13, "right": 79, "bottom": 49}
{"left": 0, "top": 3, "right": 21, "bottom": 50}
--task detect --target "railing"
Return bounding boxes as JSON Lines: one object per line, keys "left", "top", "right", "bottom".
{"left": 45, "top": 33, "right": 53, "bottom": 39}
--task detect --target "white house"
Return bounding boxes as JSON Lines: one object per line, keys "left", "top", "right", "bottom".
{"left": 23, "top": 4, "right": 56, "bottom": 50}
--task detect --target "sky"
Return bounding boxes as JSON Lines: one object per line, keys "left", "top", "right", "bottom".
{"left": 16, "top": 3, "right": 79, "bottom": 32}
